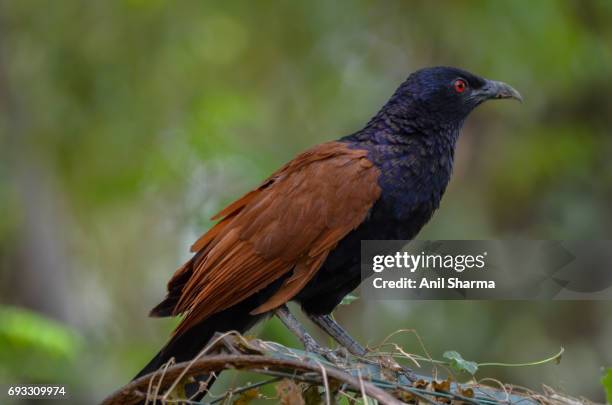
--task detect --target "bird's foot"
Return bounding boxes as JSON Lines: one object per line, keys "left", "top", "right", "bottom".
{"left": 366, "top": 354, "right": 417, "bottom": 382}
{"left": 302, "top": 335, "right": 341, "bottom": 363}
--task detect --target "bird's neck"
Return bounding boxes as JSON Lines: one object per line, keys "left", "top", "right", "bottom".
{"left": 342, "top": 107, "right": 462, "bottom": 162}
{"left": 355, "top": 100, "right": 463, "bottom": 141}
{"left": 341, "top": 110, "right": 462, "bottom": 220}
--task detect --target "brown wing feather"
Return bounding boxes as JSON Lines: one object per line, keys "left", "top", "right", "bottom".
{"left": 163, "top": 142, "right": 381, "bottom": 337}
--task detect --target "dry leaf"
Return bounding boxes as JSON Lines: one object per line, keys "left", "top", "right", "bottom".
{"left": 432, "top": 377, "right": 451, "bottom": 392}
{"left": 276, "top": 379, "right": 305, "bottom": 405}
{"left": 233, "top": 387, "right": 259, "bottom": 405}
{"left": 302, "top": 384, "right": 322, "bottom": 405}
{"left": 413, "top": 379, "right": 428, "bottom": 389}
{"left": 457, "top": 387, "right": 474, "bottom": 398}
{"left": 393, "top": 389, "right": 415, "bottom": 402}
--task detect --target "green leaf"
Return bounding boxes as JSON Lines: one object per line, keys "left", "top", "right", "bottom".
{"left": 339, "top": 294, "right": 359, "bottom": 306}
{"left": 443, "top": 350, "right": 479, "bottom": 375}
{"left": 0, "top": 306, "right": 82, "bottom": 359}
{"left": 602, "top": 368, "right": 612, "bottom": 404}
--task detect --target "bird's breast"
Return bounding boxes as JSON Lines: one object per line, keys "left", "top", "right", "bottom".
{"left": 378, "top": 156, "right": 451, "bottom": 222}
{"left": 340, "top": 136, "right": 454, "bottom": 236}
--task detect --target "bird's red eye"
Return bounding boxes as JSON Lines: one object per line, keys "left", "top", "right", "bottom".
{"left": 454, "top": 79, "right": 467, "bottom": 93}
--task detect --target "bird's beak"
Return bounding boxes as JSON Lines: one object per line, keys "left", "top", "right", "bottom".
{"left": 476, "top": 79, "right": 523, "bottom": 103}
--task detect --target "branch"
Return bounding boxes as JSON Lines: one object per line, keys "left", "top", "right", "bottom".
{"left": 103, "top": 334, "right": 564, "bottom": 405}
{"left": 102, "top": 354, "right": 403, "bottom": 405}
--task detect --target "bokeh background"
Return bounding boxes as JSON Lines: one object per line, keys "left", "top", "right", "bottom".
{"left": 1, "top": 1, "right": 611, "bottom": 403}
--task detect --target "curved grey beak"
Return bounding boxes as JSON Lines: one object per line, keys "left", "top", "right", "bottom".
{"left": 476, "top": 79, "right": 523, "bottom": 103}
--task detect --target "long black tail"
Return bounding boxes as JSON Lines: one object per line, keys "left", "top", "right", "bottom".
{"left": 133, "top": 299, "right": 265, "bottom": 382}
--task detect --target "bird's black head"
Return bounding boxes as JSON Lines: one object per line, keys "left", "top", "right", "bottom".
{"left": 382, "top": 66, "right": 522, "bottom": 132}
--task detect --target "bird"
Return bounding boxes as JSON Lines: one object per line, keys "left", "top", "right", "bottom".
{"left": 133, "top": 66, "right": 521, "bottom": 390}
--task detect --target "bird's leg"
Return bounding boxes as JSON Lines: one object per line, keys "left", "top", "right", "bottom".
{"left": 307, "top": 314, "right": 367, "bottom": 357}
{"left": 274, "top": 305, "right": 319, "bottom": 351}
{"left": 274, "top": 305, "right": 339, "bottom": 362}
{"left": 308, "top": 314, "right": 417, "bottom": 381}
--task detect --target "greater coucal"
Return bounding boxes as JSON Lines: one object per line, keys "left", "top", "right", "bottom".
{"left": 134, "top": 66, "right": 521, "bottom": 383}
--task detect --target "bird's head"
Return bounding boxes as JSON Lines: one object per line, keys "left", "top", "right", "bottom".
{"left": 384, "top": 66, "right": 522, "bottom": 131}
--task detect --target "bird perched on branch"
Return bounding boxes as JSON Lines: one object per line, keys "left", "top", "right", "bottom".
{"left": 134, "top": 66, "right": 521, "bottom": 386}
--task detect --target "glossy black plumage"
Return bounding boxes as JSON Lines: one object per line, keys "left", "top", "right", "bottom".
{"left": 134, "top": 66, "right": 521, "bottom": 383}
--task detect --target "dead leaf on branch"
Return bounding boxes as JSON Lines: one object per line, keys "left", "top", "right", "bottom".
{"left": 233, "top": 387, "right": 259, "bottom": 405}
{"left": 276, "top": 379, "right": 305, "bottom": 405}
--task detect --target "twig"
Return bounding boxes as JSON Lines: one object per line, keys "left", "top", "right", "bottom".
{"left": 315, "top": 360, "right": 331, "bottom": 405}
{"left": 356, "top": 367, "right": 369, "bottom": 405}
{"left": 209, "top": 376, "right": 281, "bottom": 404}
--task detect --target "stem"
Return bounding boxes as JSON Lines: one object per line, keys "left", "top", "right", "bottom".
{"left": 478, "top": 347, "right": 564, "bottom": 368}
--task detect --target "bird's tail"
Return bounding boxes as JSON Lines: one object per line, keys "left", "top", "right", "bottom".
{"left": 132, "top": 300, "right": 265, "bottom": 397}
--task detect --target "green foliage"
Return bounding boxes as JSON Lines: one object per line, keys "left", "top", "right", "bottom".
{"left": 443, "top": 350, "right": 479, "bottom": 375}
{"left": 602, "top": 368, "right": 612, "bottom": 404}
{"left": 0, "top": 306, "right": 82, "bottom": 380}
{"left": 420, "top": 347, "right": 564, "bottom": 377}
{"left": 0, "top": 306, "right": 81, "bottom": 358}
{"left": 339, "top": 293, "right": 359, "bottom": 306}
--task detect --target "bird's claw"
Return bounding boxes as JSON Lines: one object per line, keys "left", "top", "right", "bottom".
{"left": 303, "top": 340, "right": 341, "bottom": 363}
{"left": 368, "top": 355, "right": 417, "bottom": 382}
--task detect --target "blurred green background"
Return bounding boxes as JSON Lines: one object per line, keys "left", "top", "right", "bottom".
{"left": 1, "top": 0, "right": 611, "bottom": 403}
